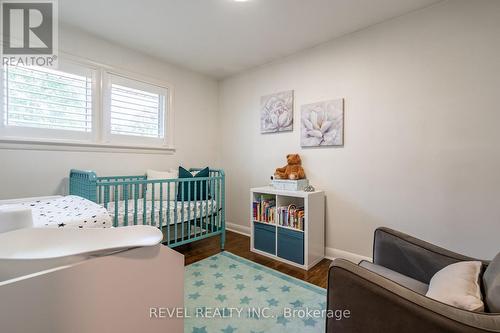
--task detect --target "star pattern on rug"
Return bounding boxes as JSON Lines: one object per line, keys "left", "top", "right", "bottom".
{"left": 221, "top": 325, "right": 237, "bottom": 333}
{"left": 256, "top": 285, "right": 268, "bottom": 292}
{"left": 290, "top": 299, "right": 304, "bottom": 308}
{"left": 266, "top": 298, "right": 279, "bottom": 307}
{"left": 210, "top": 264, "right": 219, "bottom": 269}
{"left": 303, "top": 318, "right": 317, "bottom": 327}
{"left": 280, "top": 285, "right": 291, "bottom": 292}
{"left": 276, "top": 314, "right": 290, "bottom": 326}
{"left": 188, "top": 292, "right": 201, "bottom": 300}
{"left": 194, "top": 280, "right": 205, "bottom": 287}
{"left": 185, "top": 252, "right": 326, "bottom": 333}
{"left": 240, "top": 296, "right": 252, "bottom": 304}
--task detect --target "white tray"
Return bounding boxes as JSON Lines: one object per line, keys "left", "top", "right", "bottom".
{"left": 0, "top": 225, "right": 163, "bottom": 260}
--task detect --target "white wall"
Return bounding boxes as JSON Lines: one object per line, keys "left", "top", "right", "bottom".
{"left": 0, "top": 25, "right": 220, "bottom": 199}
{"left": 219, "top": 0, "right": 500, "bottom": 259}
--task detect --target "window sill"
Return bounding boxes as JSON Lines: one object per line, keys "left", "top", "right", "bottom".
{"left": 0, "top": 138, "right": 175, "bottom": 154}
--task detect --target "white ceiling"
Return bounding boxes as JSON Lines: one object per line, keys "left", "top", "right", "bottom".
{"left": 60, "top": 0, "right": 441, "bottom": 79}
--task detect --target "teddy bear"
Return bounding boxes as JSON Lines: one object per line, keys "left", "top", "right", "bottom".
{"left": 274, "top": 154, "right": 306, "bottom": 180}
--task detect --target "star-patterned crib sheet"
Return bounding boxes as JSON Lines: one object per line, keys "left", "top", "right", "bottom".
{"left": 10, "top": 195, "right": 112, "bottom": 228}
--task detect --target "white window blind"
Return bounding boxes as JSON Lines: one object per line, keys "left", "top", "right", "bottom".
{"left": 108, "top": 74, "right": 166, "bottom": 139}
{"left": 0, "top": 57, "right": 173, "bottom": 151}
{"left": 2, "top": 65, "right": 93, "bottom": 133}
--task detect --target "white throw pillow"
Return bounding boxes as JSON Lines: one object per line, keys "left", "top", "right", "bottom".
{"left": 146, "top": 169, "right": 178, "bottom": 201}
{"left": 426, "top": 261, "right": 484, "bottom": 312}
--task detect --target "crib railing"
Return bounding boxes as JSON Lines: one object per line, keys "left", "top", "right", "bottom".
{"left": 69, "top": 168, "right": 225, "bottom": 249}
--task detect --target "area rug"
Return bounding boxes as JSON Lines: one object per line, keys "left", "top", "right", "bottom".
{"left": 185, "top": 251, "right": 327, "bottom": 333}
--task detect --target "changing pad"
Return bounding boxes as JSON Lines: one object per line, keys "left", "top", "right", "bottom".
{"left": 3, "top": 195, "right": 112, "bottom": 229}
{"left": 0, "top": 225, "right": 163, "bottom": 259}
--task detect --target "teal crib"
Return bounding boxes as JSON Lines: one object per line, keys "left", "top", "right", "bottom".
{"left": 69, "top": 168, "right": 225, "bottom": 249}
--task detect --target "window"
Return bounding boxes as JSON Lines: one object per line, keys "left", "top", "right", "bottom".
{"left": 0, "top": 56, "right": 173, "bottom": 151}
{"left": 104, "top": 73, "right": 168, "bottom": 146}
{"left": 1, "top": 61, "right": 96, "bottom": 141}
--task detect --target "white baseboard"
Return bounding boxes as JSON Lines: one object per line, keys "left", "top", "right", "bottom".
{"left": 226, "top": 221, "right": 371, "bottom": 264}
{"left": 226, "top": 222, "right": 251, "bottom": 236}
{"left": 325, "top": 247, "right": 372, "bottom": 264}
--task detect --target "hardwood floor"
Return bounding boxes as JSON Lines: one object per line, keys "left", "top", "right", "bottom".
{"left": 175, "top": 230, "right": 332, "bottom": 289}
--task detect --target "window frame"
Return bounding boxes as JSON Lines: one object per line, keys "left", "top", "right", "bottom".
{"left": 0, "top": 53, "right": 175, "bottom": 153}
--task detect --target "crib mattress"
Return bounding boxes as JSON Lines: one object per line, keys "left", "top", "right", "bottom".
{"left": 105, "top": 199, "right": 218, "bottom": 227}
{"left": 7, "top": 196, "right": 112, "bottom": 228}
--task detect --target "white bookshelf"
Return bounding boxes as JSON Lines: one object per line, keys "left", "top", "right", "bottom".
{"left": 250, "top": 186, "right": 325, "bottom": 270}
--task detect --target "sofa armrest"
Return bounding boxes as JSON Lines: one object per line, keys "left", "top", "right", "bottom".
{"left": 373, "top": 227, "right": 485, "bottom": 283}
{"left": 327, "top": 259, "right": 500, "bottom": 333}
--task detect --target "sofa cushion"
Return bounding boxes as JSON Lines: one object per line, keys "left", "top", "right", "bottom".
{"left": 359, "top": 260, "right": 429, "bottom": 295}
{"left": 483, "top": 252, "right": 500, "bottom": 313}
{"left": 426, "top": 261, "right": 484, "bottom": 312}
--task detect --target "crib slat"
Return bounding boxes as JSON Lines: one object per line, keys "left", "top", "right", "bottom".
{"left": 167, "top": 182, "right": 171, "bottom": 245}
{"left": 188, "top": 181, "right": 192, "bottom": 239}
{"left": 181, "top": 183, "right": 185, "bottom": 240}
{"left": 196, "top": 185, "right": 200, "bottom": 239}
{"left": 221, "top": 172, "right": 225, "bottom": 249}
{"left": 211, "top": 178, "right": 215, "bottom": 234}
{"left": 143, "top": 184, "right": 147, "bottom": 225}
{"left": 124, "top": 184, "right": 129, "bottom": 226}
{"left": 208, "top": 179, "right": 211, "bottom": 233}
{"left": 159, "top": 182, "right": 163, "bottom": 231}
{"left": 218, "top": 177, "right": 221, "bottom": 230}
{"left": 174, "top": 182, "right": 178, "bottom": 242}
{"left": 194, "top": 180, "right": 198, "bottom": 237}
{"left": 114, "top": 185, "right": 119, "bottom": 227}
{"left": 151, "top": 184, "right": 155, "bottom": 227}
{"left": 214, "top": 177, "right": 218, "bottom": 231}
{"left": 104, "top": 186, "right": 110, "bottom": 209}
{"left": 134, "top": 184, "right": 139, "bottom": 225}
{"left": 204, "top": 178, "right": 209, "bottom": 237}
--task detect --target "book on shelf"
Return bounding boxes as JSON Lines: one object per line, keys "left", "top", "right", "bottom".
{"left": 253, "top": 194, "right": 276, "bottom": 224}
{"left": 277, "top": 204, "right": 304, "bottom": 231}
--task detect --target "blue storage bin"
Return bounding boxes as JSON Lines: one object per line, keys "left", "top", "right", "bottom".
{"left": 277, "top": 227, "right": 304, "bottom": 265}
{"left": 254, "top": 222, "right": 276, "bottom": 255}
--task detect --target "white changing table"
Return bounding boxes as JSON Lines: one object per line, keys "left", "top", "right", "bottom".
{"left": 0, "top": 194, "right": 185, "bottom": 333}
{"left": 0, "top": 244, "right": 184, "bottom": 333}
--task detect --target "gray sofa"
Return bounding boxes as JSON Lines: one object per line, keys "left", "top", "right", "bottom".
{"left": 326, "top": 227, "right": 500, "bottom": 332}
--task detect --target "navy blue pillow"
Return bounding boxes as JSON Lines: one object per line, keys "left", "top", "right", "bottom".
{"left": 177, "top": 167, "right": 211, "bottom": 201}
